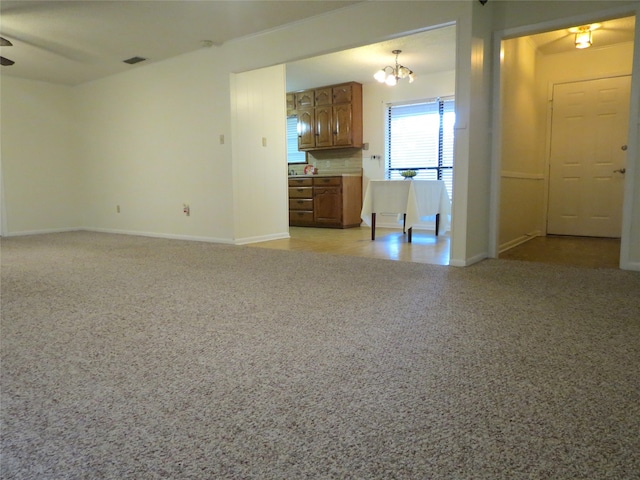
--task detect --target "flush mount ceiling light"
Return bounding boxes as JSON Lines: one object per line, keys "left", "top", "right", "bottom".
{"left": 570, "top": 24, "right": 600, "bottom": 49}
{"left": 374, "top": 49, "right": 415, "bottom": 86}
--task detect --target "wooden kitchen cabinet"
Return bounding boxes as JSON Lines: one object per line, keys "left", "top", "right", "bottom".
{"left": 288, "top": 176, "right": 362, "bottom": 228}
{"left": 296, "top": 108, "right": 315, "bottom": 150}
{"left": 291, "top": 82, "right": 362, "bottom": 151}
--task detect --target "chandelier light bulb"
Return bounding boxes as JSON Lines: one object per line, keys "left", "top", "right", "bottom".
{"left": 374, "top": 69, "right": 387, "bottom": 83}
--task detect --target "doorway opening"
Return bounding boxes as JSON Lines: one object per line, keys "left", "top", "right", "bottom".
{"left": 496, "top": 15, "right": 635, "bottom": 269}
{"left": 284, "top": 24, "right": 457, "bottom": 266}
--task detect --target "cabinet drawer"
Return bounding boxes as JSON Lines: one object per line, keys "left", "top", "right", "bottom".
{"left": 289, "top": 210, "right": 314, "bottom": 224}
{"left": 313, "top": 176, "right": 341, "bottom": 186}
{"left": 288, "top": 186, "right": 313, "bottom": 198}
{"left": 288, "top": 177, "right": 313, "bottom": 187}
{"left": 289, "top": 198, "right": 313, "bottom": 210}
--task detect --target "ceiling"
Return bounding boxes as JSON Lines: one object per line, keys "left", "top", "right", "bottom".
{"left": 0, "top": 1, "right": 635, "bottom": 89}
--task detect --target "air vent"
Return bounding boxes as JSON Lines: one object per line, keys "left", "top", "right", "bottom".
{"left": 123, "top": 56, "right": 146, "bottom": 65}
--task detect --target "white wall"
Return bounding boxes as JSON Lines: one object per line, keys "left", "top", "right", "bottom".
{"left": 499, "top": 36, "right": 545, "bottom": 251}
{"left": 0, "top": 77, "right": 81, "bottom": 234}
{"left": 231, "top": 65, "right": 289, "bottom": 243}
{"left": 74, "top": 48, "right": 234, "bottom": 242}
{"left": 451, "top": 0, "right": 494, "bottom": 266}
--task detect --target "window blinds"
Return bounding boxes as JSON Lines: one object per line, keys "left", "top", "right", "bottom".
{"left": 287, "top": 116, "right": 306, "bottom": 164}
{"left": 386, "top": 97, "right": 455, "bottom": 198}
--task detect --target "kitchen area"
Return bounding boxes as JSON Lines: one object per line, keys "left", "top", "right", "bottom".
{"left": 286, "top": 81, "right": 365, "bottom": 229}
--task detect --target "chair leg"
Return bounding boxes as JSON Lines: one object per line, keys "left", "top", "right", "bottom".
{"left": 408, "top": 227, "right": 412, "bottom": 243}
{"left": 403, "top": 213, "right": 406, "bottom": 234}
{"left": 371, "top": 213, "right": 376, "bottom": 240}
{"left": 435, "top": 213, "right": 440, "bottom": 236}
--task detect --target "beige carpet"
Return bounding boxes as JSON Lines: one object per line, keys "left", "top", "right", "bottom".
{"left": 2, "top": 231, "right": 639, "bottom": 479}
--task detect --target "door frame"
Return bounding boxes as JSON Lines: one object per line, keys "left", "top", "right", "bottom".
{"left": 489, "top": 5, "right": 640, "bottom": 270}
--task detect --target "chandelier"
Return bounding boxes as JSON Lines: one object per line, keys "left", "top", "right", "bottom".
{"left": 374, "top": 49, "right": 415, "bottom": 86}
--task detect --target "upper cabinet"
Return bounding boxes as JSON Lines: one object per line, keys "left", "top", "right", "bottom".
{"left": 289, "top": 82, "right": 363, "bottom": 151}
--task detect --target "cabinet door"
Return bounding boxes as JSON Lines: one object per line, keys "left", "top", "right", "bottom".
{"left": 333, "top": 103, "right": 352, "bottom": 147}
{"left": 315, "top": 88, "right": 332, "bottom": 106}
{"left": 332, "top": 84, "right": 352, "bottom": 104}
{"left": 314, "top": 186, "right": 342, "bottom": 225}
{"left": 314, "top": 105, "right": 333, "bottom": 148}
{"left": 295, "top": 90, "right": 314, "bottom": 108}
{"left": 297, "top": 108, "right": 315, "bottom": 150}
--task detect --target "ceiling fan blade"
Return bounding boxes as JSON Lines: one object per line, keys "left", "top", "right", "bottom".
{"left": 1, "top": 30, "right": 93, "bottom": 63}
{"left": 0, "top": 36, "right": 13, "bottom": 47}
{"left": 1, "top": 56, "right": 15, "bottom": 66}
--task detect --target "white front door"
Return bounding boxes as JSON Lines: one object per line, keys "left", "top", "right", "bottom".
{"left": 547, "top": 76, "right": 630, "bottom": 237}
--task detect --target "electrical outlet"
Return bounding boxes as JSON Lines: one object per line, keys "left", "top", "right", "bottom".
{"left": 183, "top": 204, "right": 190, "bottom": 216}
{"left": 116, "top": 205, "right": 121, "bottom": 213}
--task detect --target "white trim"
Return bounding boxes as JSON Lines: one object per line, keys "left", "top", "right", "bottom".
{"left": 500, "top": 171, "right": 545, "bottom": 180}
{"left": 449, "top": 251, "right": 487, "bottom": 268}
{"left": 0, "top": 162, "right": 6, "bottom": 237}
{"left": 234, "top": 232, "right": 290, "bottom": 245}
{"left": 620, "top": 13, "right": 640, "bottom": 271}
{"left": 499, "top": 230, "right": 542, "bottom": 254}
{"left": 5, "top": 227, "right": 81, "bottom": 237}
{"left": 623, "top": 261, "right": 640, "bottom": 272}
{"left": 83, "top": 228, "right": 235, "bottom": 245}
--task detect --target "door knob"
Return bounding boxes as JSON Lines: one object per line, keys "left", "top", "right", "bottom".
{"left": 621, "top": 145, "right": 628, "bottom": 151}
{"left": 614, "top": 168, "right": 626, "bottom": 174}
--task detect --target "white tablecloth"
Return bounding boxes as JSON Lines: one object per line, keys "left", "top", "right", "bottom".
{"left": 360, "top": 180, "right": 451, "bottom": 232}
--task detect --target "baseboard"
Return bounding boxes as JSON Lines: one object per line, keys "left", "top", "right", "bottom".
{"left": 499, "top": 230, "right": 541, "bottom": 253}
{"left": 5, "top": 227, "right": 82, "bottom": 237}
{"left": 83, "top": 228, "right": 235, "bottom": 245}
{"left": 234, "top": 232, "right": 290, "bottom": 245}
{"left": 622, "top": 260, "right": 640, "bottom": 272}
{"left": 449, "top": 251, "right": 488, "bottom": 267}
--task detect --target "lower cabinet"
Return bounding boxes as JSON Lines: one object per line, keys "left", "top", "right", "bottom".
{"left": 288, "top": 175, "right": 362, "bottom": 228}
{"left": 288, "top": 178, "right": 315, "bottom": 226}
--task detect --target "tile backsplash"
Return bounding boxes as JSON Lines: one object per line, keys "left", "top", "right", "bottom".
{"left": 289, "top": 149, "right": 363, "bottom": 175}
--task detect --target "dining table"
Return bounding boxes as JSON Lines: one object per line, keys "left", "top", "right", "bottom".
{"left": 360, "top": 179, "right": 451, "bottom": 242}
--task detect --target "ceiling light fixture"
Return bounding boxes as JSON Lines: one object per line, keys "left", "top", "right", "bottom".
{"left": 575, "top": 26, "right": 592, "bottom": 49}
{"left": 570, "top": 24, "right": 600, "bottom": 49}
{"left": 374, "top": 50, "right": 415, "bottom": 86}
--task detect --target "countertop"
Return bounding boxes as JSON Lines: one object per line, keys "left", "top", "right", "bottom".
{"left": 288, "top": 173, "right": 361, "bottom": 178}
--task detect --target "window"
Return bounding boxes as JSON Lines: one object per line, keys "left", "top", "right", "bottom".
{"left": 386, "top": 97, "right": 455, "bottom": 198}
{"left": 287, "top": 115, "right": 306, "bottom": 164}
